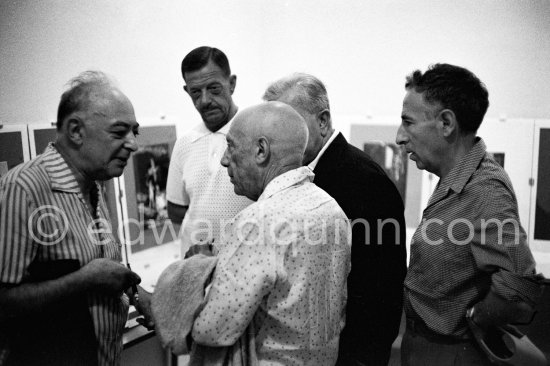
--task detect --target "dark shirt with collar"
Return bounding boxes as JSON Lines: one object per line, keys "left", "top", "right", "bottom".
{"left": 405, "top": 137, "right": 542, "bottom": 338}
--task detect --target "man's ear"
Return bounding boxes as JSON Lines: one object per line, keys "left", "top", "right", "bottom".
{"left": 66, "top": 116, "right": 85, "bottom": 146}
{"left": 318, "top": 109, "right": 331, "bottom": 137}
{"left": 229, "top": 75, "right": 237, "bottom": 95}
{"left": 256, "top": 136, "right": 269, "bottom": 164}
{"left": 438, "top": 109, "right": 457, "bottom": 137}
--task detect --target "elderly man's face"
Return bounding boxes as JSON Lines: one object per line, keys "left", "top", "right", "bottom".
{"left": 184, "top": 60, "right": 236, "bottom": 133}
{"left": 396, "top": 90, "right": 445, "bottom": 176}
{"left": 220, "top": 126, "right": 259, "bottom": 201}
{"left": 80, "top": 89, "right": 139, "bottom": 180}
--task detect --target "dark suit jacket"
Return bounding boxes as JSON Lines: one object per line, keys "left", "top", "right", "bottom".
{"left": 313, "top": 133, "right": 406, "bottom": 366}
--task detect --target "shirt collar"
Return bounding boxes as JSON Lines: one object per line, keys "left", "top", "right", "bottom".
{"left": 189, "top": 108, "right": 239, "bottom": 143}
{"left": 42, "top": 143, "right": 82, "bottom": 193}
{"left": 258, "top": 166, "right": 315, "bottom": 201}
{"left": 438, "top": 137, "right": 487, "bottom": 194}
{"left": 307, "top": 129, "right": 339, "bottom": 170}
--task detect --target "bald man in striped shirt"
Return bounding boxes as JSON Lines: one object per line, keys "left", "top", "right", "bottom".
{"left": 0, "top": 71, "right": 143, "bottom": 366}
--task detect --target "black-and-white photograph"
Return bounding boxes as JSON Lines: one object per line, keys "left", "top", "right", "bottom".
{"left": 1, "top": 1, "right": 549, "bottom": 365}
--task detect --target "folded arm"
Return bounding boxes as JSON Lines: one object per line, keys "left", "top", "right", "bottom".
{"left": 192, "top": 243, "right": 276, "bottom": 346}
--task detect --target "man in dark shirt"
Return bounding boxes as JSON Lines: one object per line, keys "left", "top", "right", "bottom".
{"left": 396, "top": 63, "right": 543, "bottom": 365}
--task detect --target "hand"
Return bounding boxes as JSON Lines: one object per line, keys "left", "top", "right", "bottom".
{"left": 132, "top": 287, "right": 155, "bottom": 331}
{"left": 80, "top": 258, "right": 141, "bottom": 296}
{"left": 184, "top": 241, "right": 215, "bottom": 259}
{"left": 469, "top": 290, "right": 536, "bottom": 329}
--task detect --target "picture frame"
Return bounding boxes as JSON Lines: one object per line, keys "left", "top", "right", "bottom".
{"left": 0, "top": 124, "right": 30, "bottom": 178}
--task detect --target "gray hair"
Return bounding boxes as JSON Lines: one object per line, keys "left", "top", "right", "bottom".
{"left": 263, "top": 73, "right": 330, "bottom": 115}
{"left": 56, "top": 70, "right": 117, "bottom": 130}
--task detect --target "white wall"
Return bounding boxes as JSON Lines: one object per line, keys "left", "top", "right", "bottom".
{"left": 1, "top": 0, "right": 550, "bottom": 132}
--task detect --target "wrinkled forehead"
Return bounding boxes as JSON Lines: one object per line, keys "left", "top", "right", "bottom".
{"left": 87, "top": 89, "right": 137, "bottom": 125}
{"left": 403, "top": 90, "right": 441, "bottom": 116}
{"left": 228, "top": 115, "right": 256, "bottom": 146}
{"left": 184, "top": 62, "right": 228, "bottom": 88}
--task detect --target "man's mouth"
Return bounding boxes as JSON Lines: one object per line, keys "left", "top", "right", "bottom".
{"left": 203, "top": 108, "right": 219, "bottom": 115}
{"left": 114, "top": 157, "right": 128, "bottom": 165}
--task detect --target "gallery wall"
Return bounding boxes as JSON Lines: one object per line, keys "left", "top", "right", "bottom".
{"left": 1, "top": 0, "right": 550, "bottom": 130}
{"left": 1, "top": 1, "right": 549, "bottom": 245}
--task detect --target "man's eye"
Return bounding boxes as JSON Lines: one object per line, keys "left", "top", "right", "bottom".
{"left": 209, "top": 85, "right": 222, "bottom": 94}
{"left": 112, "top": 129, "right": 129, "bottom": 138}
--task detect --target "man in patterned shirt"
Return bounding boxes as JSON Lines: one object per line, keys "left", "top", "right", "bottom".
{"left": 166, "top": 46, "right": 252, "bottom": 255}
{"left": 396, "top": 63, "right": 543, "bottom": 365}
{"left": 191, "top": 102, "right": 351, "bottom": 365}
{"left": 0, "top": 71, "right": 142, "bottom": 366}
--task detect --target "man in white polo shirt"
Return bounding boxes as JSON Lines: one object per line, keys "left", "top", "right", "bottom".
{"left": 166, "top": 46, "right": 252, "bottom": 255}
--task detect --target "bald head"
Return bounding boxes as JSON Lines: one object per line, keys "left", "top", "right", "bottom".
{"left": 234, "top": 101, "right": 308, "bottom": 160}
{"left": 221, "top": 101, "right": 309, "bottom": 201}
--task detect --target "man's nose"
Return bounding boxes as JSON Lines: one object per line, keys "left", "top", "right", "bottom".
{"left": 220, "top": 148, "right": 229, "bottom": 167}
{"left": 396, "top": 125, "right": 407, "bottom": 145}
{"left": 199, "top": 91, "right": 212, "bottom": 107}
{"left": 124, "top": 133, "right": 139, "bottom": 152}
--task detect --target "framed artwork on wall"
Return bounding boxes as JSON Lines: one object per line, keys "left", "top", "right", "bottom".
{"left": 363, "top": 141, "right": 408, "bottom": 202}
{"left": 489, "top": 152, "right": 505, "bottom": 168}
{"left": 117, "top": 123, "right": 181, "bottom": 290}
{"left": 530, "top": 122, "right": 550, "bottom": 258}
{"left": 0, "top": 124, "right": 30, "bottom": 178}
{"left": 28, "top": 123, "right": 57, "bottom": 158}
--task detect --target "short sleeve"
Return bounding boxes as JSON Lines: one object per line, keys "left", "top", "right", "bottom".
{"left": 0, "top": 181, "right": 38, "bottom": 284}
{"left": 166, "top": 138, "right": 190, "bottom": 206}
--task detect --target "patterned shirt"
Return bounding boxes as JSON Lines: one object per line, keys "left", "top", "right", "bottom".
{"left": 192, "top": 167, "right": 351, "bottom": 365}
{"left": 405, "top": 138, "right": 541, "bottom": 338}
{"left": 166, "top": 117, "right": 252, "bottom": 255}
{"left": 0, "top": 144, "right": 129, "bottom": 366}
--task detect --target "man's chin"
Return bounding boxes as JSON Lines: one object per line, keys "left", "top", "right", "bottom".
{"left": 100, "top": 167, "right": 125, "bottom": 180}
{"left": 202, "top": 116, "right": 227, "bottom": 131}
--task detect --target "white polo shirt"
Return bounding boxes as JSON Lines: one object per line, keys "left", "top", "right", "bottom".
{"left": 166, "top": 116, "right": 252, "bottom": 255}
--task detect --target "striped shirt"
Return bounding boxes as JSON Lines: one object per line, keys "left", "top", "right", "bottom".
{"left": 0, "top": 143, "right": 128, "bottom": 366}
{"left": 404, "top": 138, "right": 542, "bottom": 338}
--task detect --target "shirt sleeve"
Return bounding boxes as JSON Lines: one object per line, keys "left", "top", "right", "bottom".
{"left": 471, "top": 182, "right": 542, "bottom": 307}
{"left": 0, "top": 180, "right": 38, "bottom": 284}
{"left": 166, "top": 137, "right": 190, "bottom": 206}
{"left": 192, "top": 234, "right": 277, "bottom": 346}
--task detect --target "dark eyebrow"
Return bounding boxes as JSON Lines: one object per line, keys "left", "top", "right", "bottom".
{"left": 110, "top": 121, "right": 139, "bottom": 128}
